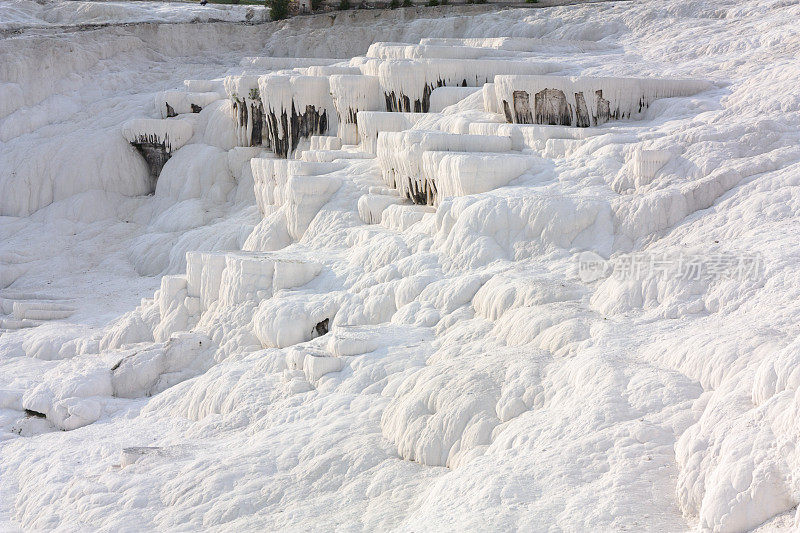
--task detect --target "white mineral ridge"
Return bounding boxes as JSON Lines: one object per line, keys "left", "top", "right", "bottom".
{"left": 0, "top": 0, "right": 269, "bottom": 30}
{"left": 429, "top": 86, "right": 482, "bottom": 113}
{"left": 2, "top": 1, "right": 800, "bottom": 532}
{"left": 154, "top": 90, "right": 222, "bottom": 118}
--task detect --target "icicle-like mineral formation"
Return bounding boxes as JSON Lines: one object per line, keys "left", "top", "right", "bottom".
{"left": 121, "top": 118, "right": 193, "bottom": 192}
{"left": 258, "top": 75, "right": 338, "bottom": 158}
{"left": 224, "top": 75, "right": 266, "bottom": 148}
{"left": 329, "top": 75, "right": 383, "bottom": 145}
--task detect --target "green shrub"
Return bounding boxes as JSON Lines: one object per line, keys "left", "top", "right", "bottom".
{"left": 525, "top": 0, "right": 539, "bottom": 3}
{"left": 268, "top": 0, "right": 289, "bottom": 19}
{"left": 402, "top": 0, "right": 412, "bottom": 5}
{"left": 311, "top": 0, "right": 324, "bottom": 9}
{"left": 426, "top": 0, "right": 438, "bottom": 5}
{"left": 338, "top": 0, "right": 350, "bottom": 9}
{"left": 389, "top": 0, "right": 400, "bottom": 7}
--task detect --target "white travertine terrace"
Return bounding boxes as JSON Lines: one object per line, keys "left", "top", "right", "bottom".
{"left": 493, "top": 75, "right": 713, "bottom": 126}
{"left": 420, "top": 151, "right": 536, "bottom": 200}
{"left": 419, "top": 36, "right": 612, "bottom": 52}
{"left": 376, "top": 130, "right": 515, "bottom": 204}
{"left": 368, "top": 58, "right": 564, "bottom": 112}
{"left": 309, "top": 135, "right": 342, "bottom": 151}
{"left": 239, "top": 56, "right": 341, "bottom": 69}
{"left": 184, "top": 79, "right": 226, "bottom": 93}
{"left": 366, "top": 42, "right": 511, "bottom": 60}
{"left": 251, "top": 158, "right": 346, "bottom": 216}
{"left": 11, "top": 3, "right": 796, "bottom": 531}
{"left": 356, "top": 111, "right": 427, "bottom": 155}
{"left": 305, "top": 65, "right": 362, "bottom": 76}
{"left": 329, "top": 75, "right": 383, "bottom": 144}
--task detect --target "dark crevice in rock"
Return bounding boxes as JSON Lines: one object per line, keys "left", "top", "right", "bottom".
{"left": 25, "top": 409, "right": 46, "bottom": 418}
{"left": 314, "top": 318, "right": 329, "bottom": 337}
{"left": 165, "top": 102, "right": 177, "bottom": 118}
{"left": 190, "top": 103, "right": 202, "bottom": 113}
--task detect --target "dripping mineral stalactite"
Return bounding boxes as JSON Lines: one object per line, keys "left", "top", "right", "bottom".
{"left": 250, "top": 100, "right": 264, "bottom": 146}
{"left": 232, "top": 96, "right": 266, "bottom": 148}
{"left": 512, "top": 90, "right": 533, "bottom": 124}
{"left": 121, "top": 118, "right": 193, "bottom": 194}
{"left": 129, "top": 134, "right": 174, "bottom": 193}
{"left": 574, "top": 91, "right": 590, "bottom": 127}
{"left": 258, "top": 75, "right": 336, "bottom": 158}
{"left": 534, "top": 88, "right": 572, "bottom": 126}
{"left": 595, "top": 90, "right": 611, "bottom": 125}
{"left": 264, "top": 104, "right": 330, "bottom": 158}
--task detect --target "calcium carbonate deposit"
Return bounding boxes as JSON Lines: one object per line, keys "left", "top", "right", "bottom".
{"left": 1, "top": 0, "right": 800, "bottom": 531}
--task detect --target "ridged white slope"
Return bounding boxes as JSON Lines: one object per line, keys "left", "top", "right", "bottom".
{"left": 239, "top": 57, "right": 341, "bottom": 69}
{"left": 420, "top": 36, "right": 611, "bottom": 52}
{"left": 429, "top": 86, "right": 481, "bottom": 113}
{"left": 367, "top": 42, "right": 509, "bottom": 60}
